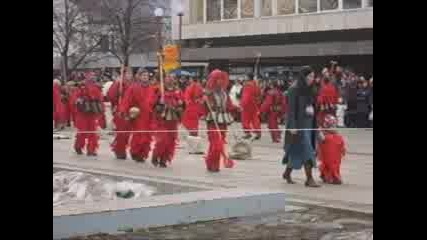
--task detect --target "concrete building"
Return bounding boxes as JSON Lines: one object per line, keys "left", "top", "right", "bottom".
{"left": 171, "top": 0, "right": 373, "bottom": 78}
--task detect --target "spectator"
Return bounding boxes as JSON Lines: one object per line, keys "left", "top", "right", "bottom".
{"left": 282, "top": 66, "right": 320, "bottom": 188}
{"left": 355, "top": 77, "right": 371, "bottom": 128}
{"left": 229, "top": 77, "right": 243, "bottom": 106}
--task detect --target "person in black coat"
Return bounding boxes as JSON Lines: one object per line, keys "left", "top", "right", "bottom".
{"left": 356, "top": 78, "right": 371, "bottom": 128}
{"left": 282, "top": 66, "right": 320, "bottom": 188}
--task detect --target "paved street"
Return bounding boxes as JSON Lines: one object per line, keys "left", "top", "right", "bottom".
{"left": 53, "top": 121, "right": 373, "bottom": 213}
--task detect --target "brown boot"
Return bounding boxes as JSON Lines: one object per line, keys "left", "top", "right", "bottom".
{"left": 132, "top": 154, "right": 145, "bottom": 163}
{"left": 115, "top": 153, "right": 127, "bottom": 160}
{"left": 75, "top": 148, "right": 83, "bottom": 155}
{"left": 87, "top": 152, "right": 97, "bottom": 157}
{"left": 151, "top": 156, "right": 159, "bottom": 167}
{"left": 304, "top": 163, "right": 321, "bottom": 188}
{"left": 159, "top": 158, "right": 167, "bottom": 168}
{"left": 282, "top": 167, "right": 295, "bottom": 184}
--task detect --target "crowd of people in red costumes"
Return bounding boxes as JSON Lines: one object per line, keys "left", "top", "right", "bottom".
{"left": 53, "top": 62, "right": 372, "bottom": 183}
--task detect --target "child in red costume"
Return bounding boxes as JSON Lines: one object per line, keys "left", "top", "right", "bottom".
{"left": 73, "top": 74, "right": 105, "bottom": 156}
{"left": 260, "top": 81, "right": 286, "bottom": 143}
{"left": 318, "top": 114, "right": 346, "bottom": 184}
{"left": 151, "top": 77, "right": 184, "bottom": 168}
{"left": 202, "top": 69, "right": 238, "bottom": 172}
{"left": 118, "top": 69, "right": 157, "bottom": 162}
{"left": 107, "top": 68, "right": 133, "bottom": 159}
{"left": 182, "top": 78, "right": 204, "bottom": 136}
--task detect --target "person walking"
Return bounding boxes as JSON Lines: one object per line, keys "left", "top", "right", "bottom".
{"left": 282, "top": 66, "right": 320, "bottom": 188}
{"left": 240, "top": 73, "right": 262, "bottom": 140}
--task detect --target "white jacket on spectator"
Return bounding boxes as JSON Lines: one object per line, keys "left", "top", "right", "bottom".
{"left": 102, "top": 81, "right": 113, "bottom": 98}
{"left": 229, "top": 83, "right": 243, "bottom": 106}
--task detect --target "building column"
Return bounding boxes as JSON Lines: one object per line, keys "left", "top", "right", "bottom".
{"left": 203, "top": 0, "right": 207, "bottom": 23}
{"left": 254, "top": 0, "right": 261, "bottom": 18}
{"left": 362, "top": 0, "right": 368, "bottom": 8}
{"left": 272, "top": 0, "right": 278, "bottom": 16}
{"left": 237, "top": 0, "right": 242, "bottom": 19}
{"left": 295, "top": 0, "right": 299, "bottom": 14}
{"left": 221, "top": 0, "right": 224, "bottom": 20}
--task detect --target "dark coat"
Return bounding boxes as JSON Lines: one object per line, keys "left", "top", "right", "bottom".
{"left": 356, "top": 87, "right": 371, "bottom": 113}
{"left": 283, "top": 84, "right": 317, "bottom": 169}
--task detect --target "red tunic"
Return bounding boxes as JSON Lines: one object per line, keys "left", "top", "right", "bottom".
{"left": 318, "top": 132, "right": 346, "bottom": 183}
{"left": 53, "top": 84, "right": 66, "bottom": 126}
{"left": 182, "top": 81, "right": 204, "bottom": 134}
{"left": 260, "top": 88, "right": 286, "bottom": 142}
{"left": 118, "top": 82, "right": 157, "bottom": 158}
{"left": 73, "top": 82, "right": 104, "bottom": 154}
{"left": 107, "top": 80, "right": 132, "bottom": 156}
{"left": 317, "top": 81, "right": 340, "bottom": 125}
{"left": 240, "top": 80, "right": 262, "bottom": 136}
{"left": 152, "top": 87, "right": 184, "bottom": 164}
{"left": 202, "top": 91, "right": 238, "bottom": 171}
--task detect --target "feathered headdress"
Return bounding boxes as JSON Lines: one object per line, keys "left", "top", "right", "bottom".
{"left": 206, "top": 69, "right": 229, "bottom": 91}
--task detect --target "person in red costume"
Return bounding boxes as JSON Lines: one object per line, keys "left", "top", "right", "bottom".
{"left": 53, "top": 79, "right": 68, "bottom": 130}
{"left": 182, "top": 77, "right": 204, "bottom": 136}
{"left": 151, "top": 76, "right": 184, "bottom": 168}
{"left": 107, "top": 68, "right": 133, "bottom": 159}
{"left": 240, "top": 73, "right": 262, "bottom": 140}
{"left": 60, "top": 83, "right": 72, "bottom": 127}
{"left": 318, "top": 114, "right": 346, "bottom": 184}
{"left": 260, "top": 81, "right": 286, "bottom": 143}
{"left": 67, "top": 81, "right": 80, "bottom": 127}
{"left": 202, "top": 69, "right": 238, "bottom": 172}
{"left": 73, "top": 73, "right": 105, "bottom": 156}
{"left": 118, "top": 68, "right": 157, "bottom": 162}
{"left": 94, "top": 81, "right": 107, "bottom": 130}
{"left": 317, "top": 68, "right": 340, "bottom": 126}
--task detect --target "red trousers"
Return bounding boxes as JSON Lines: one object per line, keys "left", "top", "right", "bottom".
{"left": 129, "top": 118, "right": 152, "bottom": 159}
{"left": 111, "top": 114, "right": 131, "bottom": 155}
{"left": 267, "top": 111, "right": 281, "bottom": 143}
{"left": 53, "top": 103, "right": 67, "bottom": 128}
{"left": 98, "top": 113, "right": 107, "bottom": 129}
{"left": 153, "top": 120, "right": 179, "bottom": 163}
{"left": 241, "top": 109, "right": 261, "bottom": 136}
{"left": 74, "top": 114, "right": 99, "bottom": 154}
{"left": 205, "top": 124, "right": 227, "bottom": 171}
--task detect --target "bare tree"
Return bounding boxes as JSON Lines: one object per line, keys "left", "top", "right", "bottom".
{"left": 100, "top": 0, "right": 161, "bottom": 67}
{"left": 53, "top": 0, "right": 103, "bottom": 81}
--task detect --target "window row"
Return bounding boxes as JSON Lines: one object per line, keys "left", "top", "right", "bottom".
{"left": 189, "top": 0, "right": 372, "bottom": 24}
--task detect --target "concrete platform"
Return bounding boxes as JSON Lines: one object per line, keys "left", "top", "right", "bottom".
{"left": 53, "top": 189, "right": 286, "bottom": 239}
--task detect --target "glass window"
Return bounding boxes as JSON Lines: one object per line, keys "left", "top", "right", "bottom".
{"left": 224, "top": 0, "right": 238, "bottom": 19}
{"left": 299, "top": 0, "right": 318, "bottom": 13}
{"left": 277, "top": 0, "right": 295, "bottom": 15}
{"left": 207, "top": 0, "right": 221, "bottom": 21}
{"left": 320, "top": 0, "right": 338, "bottom": 11}
{"left": 368, "top": 0, "right": 373, "bottom": 7}
{"left": 189, "top": 0, "right": 204, "bottom": 24}
{"left": 241, "top": 0, "right": 254, "bottom": 18}
{"left": 261, "top": 0, "right": 272, "bottom": 16}
{"left": 343, "top": 0, "right": 362, "bottom": 9}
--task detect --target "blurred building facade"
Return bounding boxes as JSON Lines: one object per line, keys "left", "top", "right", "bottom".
{"left": 171, "top": 0, "right": 373, "bottom": 79}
